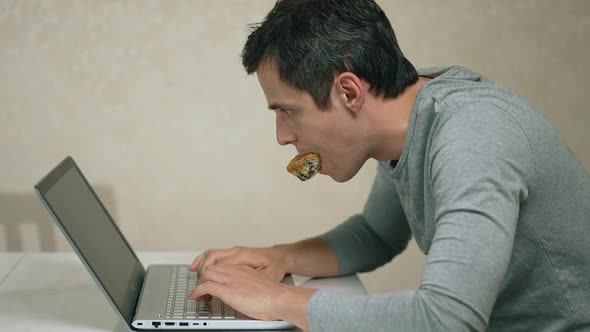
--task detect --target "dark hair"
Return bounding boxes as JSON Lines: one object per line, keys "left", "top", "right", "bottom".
{"left": 241, "top": 0, "right": 419, "bottom": 109}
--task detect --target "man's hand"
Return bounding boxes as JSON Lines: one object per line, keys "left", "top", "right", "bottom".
{"left": 188, "top": 264, "right": 317, "bottom": 330}
{"left": 190, "top": 246, "right": 289, "bottom": 283}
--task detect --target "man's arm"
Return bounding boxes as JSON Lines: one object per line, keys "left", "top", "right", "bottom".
{"left": 274, "top": 237, "right": 339, "bottom": 277}
{"left": 306, "top": 102, "right": 534, "bottom": 331}
{"left": 192, "top": 161, "right": 410, "bottom": 281}
{"left": 318, "top": 161, "right": 412, "bottom": 275}
{"left": 279, "top": 161, "right": 411, "bottom": 277}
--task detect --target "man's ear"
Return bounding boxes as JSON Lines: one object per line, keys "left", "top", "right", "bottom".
{"left": 334, "top": 72, "right": 365, "bottom": 113}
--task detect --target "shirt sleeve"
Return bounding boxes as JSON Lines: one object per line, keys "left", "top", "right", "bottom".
{"left": 308, "top": 102, "right": 534, "bottom": 331}
{"left": 319, "top": 161, "right": 412, "bottom": 275}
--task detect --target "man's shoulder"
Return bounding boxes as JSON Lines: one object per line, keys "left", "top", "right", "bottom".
{"left": 417, "top": 65, "right": 488, "bottom": 82}
{"left": 416, "top": 65, "right": 535, "bottom": 124}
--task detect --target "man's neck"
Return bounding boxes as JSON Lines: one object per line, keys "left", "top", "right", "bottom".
{"left": 367, "top": 76, "right": 430, "bottom": 161}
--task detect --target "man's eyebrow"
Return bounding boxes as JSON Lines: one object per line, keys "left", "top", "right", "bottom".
{"left": 268, "top": 103, "right": 294, "bottom": 110}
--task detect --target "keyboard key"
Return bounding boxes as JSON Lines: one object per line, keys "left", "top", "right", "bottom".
{"left": 167, "top": 267, "right": 241, "bottom": 321}
{"left": 224, "top": 308, "right": 236, "bottom": 319}
{"left": 236, "top": 312, "right": 250, "bottom": 320}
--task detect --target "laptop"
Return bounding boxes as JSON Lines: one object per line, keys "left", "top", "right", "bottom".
{"left": 34, "top": 156, "right": 367, "bottom": 330}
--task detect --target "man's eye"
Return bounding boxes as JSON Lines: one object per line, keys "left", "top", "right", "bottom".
{"left": 280, "top": 108, "right": 291, "bottom": 115}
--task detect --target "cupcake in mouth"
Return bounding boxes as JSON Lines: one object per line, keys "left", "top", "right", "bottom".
{"left": 287, "top": 152, "right": 321, "bottom": 181}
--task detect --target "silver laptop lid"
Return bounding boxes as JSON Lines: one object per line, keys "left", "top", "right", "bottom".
{"left": 34, "top": 156, "right": 145, "bottom": 326}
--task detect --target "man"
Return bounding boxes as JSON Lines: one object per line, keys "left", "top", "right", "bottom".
{"left": 188, "top": 0, "right": 590, "bottom": 331}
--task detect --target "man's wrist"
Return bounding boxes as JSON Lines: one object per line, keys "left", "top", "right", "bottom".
{"left": 272, "top": 284, "right": 318, "bottom": 330}
{"left": 272, "top": 243, "right": 296, "bottom": 273}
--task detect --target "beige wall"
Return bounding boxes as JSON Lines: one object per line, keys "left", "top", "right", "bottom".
{"left": 0, "top": 0, "right": 588, "bottom": 293}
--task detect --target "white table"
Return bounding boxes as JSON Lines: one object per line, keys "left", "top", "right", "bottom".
{"left": 0, "top": 251, "right": 365, "bottom": 331}
{"left": 0, "top": 252, "right": 22, "bottom": 283}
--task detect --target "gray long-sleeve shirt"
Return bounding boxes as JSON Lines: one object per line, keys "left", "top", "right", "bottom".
{"left": 308, "top": 66, "right": 590, "bottom": 331}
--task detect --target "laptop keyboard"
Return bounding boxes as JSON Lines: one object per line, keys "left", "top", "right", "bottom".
{"left": 165, "top": 266, "right": 248, "bottom": 320}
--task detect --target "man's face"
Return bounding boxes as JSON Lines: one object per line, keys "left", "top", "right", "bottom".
{"left": 256, "top": 61, "right": 369, "bottom": 182}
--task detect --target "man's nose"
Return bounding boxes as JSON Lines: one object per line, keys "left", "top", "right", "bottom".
{"left": 276, "top": 117, "right": 296, "bottom": 146}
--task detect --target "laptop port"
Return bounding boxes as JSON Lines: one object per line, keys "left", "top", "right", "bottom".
{"left": 180, "top": 322, "right": 189, "bottom": 326}
{"left": 152, "top": 322, "right": 161, "bottom": 328}
{"left": 165, "top": 322, "right": 175, "bottom": 326}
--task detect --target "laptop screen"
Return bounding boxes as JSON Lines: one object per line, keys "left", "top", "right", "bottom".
{"left": 35, "top": 157, "right": 145, "bottom": 324}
